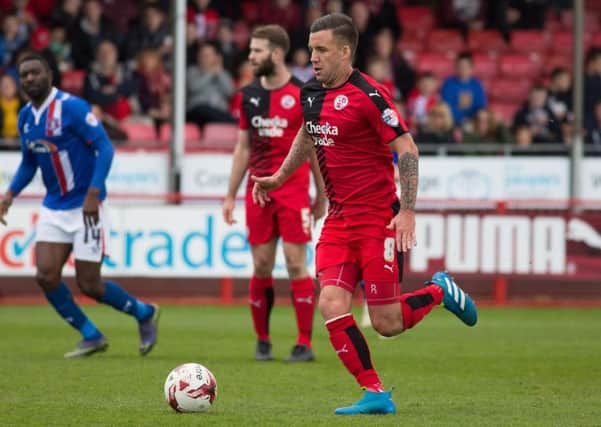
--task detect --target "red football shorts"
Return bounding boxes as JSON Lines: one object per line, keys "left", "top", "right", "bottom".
{"left": 245, "top": 196, "right": 312, "bottom": 245}
{"left": 316, "top": 221, "right": 404, "bottom": 305}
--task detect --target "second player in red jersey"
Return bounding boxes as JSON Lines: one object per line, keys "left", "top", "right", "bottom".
{"left": 252, "top": 14, "right": 477, "bottom": 415}
{"left": 223, "top": 25, "right": 325, "bottom": 363}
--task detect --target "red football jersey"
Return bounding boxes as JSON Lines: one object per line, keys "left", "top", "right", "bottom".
{"left": 301, "top": 70, "right": 408, "bottom": 224}
{"left": 239, "top": 77, "right": 310, "bottom": 209}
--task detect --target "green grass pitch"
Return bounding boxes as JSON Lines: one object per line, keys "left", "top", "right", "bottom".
{"left": 1, "top": 304, "right": 600, "bottom": 426}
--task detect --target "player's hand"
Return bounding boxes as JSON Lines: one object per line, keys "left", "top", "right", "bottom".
{"left": 83, "top": 188, "right": 100, "bottom": 227}
{"left": 222, "top": 196, "right": 236, "bottom": 225}
{"left": 0, "top": 192, "right": 13, "bottom": 226}
{"left": 251, "top": 174, "right": 282, "bottom": 207}
{"left": 311, "top": 193, "right": 326, "bottom": 221}
{"left": 387, "top": 209, "right": 416, "bottom": 253}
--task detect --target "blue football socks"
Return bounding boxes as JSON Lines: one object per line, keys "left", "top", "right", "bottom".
{"left": 45, "top": 282, "right": 102, "bottom": 340}
{"left": 100, "top": 281, "right": 153, "bottom": 322}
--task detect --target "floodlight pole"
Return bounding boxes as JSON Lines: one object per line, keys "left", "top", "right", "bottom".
{"left": 171, "top": 0, "right": 187, "bottom": 202}
{"left": 571, "top": 0, "right": 584, "bottom": 211}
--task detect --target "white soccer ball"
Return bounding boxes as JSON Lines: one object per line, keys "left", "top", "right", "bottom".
{"left": 164, "top": 363, "right": 218, "bottom": 413}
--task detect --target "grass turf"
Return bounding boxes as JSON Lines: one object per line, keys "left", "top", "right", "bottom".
{"left": 1, "top": 304, "right": 600, "bottom": 426}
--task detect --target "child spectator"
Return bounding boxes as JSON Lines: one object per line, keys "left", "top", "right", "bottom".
{"left": 513, "top": 84, "right": 562, "bottom": 144}
{"left": 406, "top": 72, "right": 438, "bottom": 132}
{"left": 0, "top": 74, "right": 22, "bottom": 139}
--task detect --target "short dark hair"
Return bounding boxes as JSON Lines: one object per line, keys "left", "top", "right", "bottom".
{"left": 251, "top": 25, "right": 290, "bottom": 54}
{"left": 550, "top": 66, "right": 568, "bottom": 79}
{"left": 18, "top": 52, "right": 50, "bottom": 71}
{"left": 310, "top": 13, "right": 358, "bottom": 58}
{"left": 456, "top": 51, "right": 473, "bottom": 63}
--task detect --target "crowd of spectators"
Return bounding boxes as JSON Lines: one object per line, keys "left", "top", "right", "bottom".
{"left": 0, "top": 0, "right": 599, "bottom": 152}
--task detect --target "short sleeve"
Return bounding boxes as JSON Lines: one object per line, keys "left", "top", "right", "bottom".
{"left": 367, "top": 84, "right": 408, "bottom": 145}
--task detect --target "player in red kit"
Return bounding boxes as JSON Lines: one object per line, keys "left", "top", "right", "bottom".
{"left": 223, "top": 25, "right": 326, "bottom": 362}
{"left": 253, "top": 14, "right": 477, "bottom": 414}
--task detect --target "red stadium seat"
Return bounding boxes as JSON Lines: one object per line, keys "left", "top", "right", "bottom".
{"left": 560, "top": 10, "right": 600, "bottom": 32}
{"left": 60, "top": 69, "right": 85, "bottom": 97}
{"left": 490, "top": 102, "right": 520, "bottom": 126}
{"left": 159, "top": 123, "right": 202, "bottom": 143}
{"left": 467, "top": 30, "right": 508, "bottom": 53}
{"left": 426, "top": 29, "right": 465, "bottom": 53}
{"left": 545, "top": 54, "right": 572, "bottom": 73}
{"left": 398, "top": 6, "right": 434, "bottom": 38}
{"left": 415, "top": 52, "right": 455, "bottom": 79}
{"left": 550, "top": 31, "right": 591, "bottom": 56}
{"left": 120, "top": 122, "right": 157, "bottom": 142}
{"left": 200, "top": 123, "right": 239, "bottom": 151}
{"left": 489, "top": 78, "right": 531, "bottom": 104}
{"left": 472, "top": 53, "right": 499, "bottom": 80}
{"left": 510, "top": 30, "right": 550, "bottom": 54}
{"left": 591, "top": 32, "right": 601, "bottom": 48}
{"left": 499, "top": 53, "right": 542, "bottom": 79}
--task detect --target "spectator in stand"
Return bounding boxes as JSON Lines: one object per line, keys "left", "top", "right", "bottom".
{"left": 48, "top": 24, "right": 73, "bottom": 72}
{"left": 290, "top": 47, "right": 313, "bottom": 82}
{"left": 367, "top": 0, "right": 401, "bottom": 40}
{"left": 0, "top": 15, "right": 29, "bottom": 67}
{"left": 490, "top": 0, "right": 550, "bottom": 39}
{"left": 370, "top": 28, "right": 415, "bottom": 100}
{"left": 215, "top": 20, "right": 241, "bottom": 75}
{"left": 51, "top": 0, "right": 82, "bottom": 34}
{"left": 186, "top": 41, "right": 235, "bottom": 129}
{"left": 289, "top": 4, "right": 321, "bottom": 56}
{"left": 366, "top": 57, "right": 398, "bottom": 100}
{"left": 547, "top": 66, "right": 572, "bottom": 124}
{"left": 585, "top": 101, "right": 601, "bottom": 147}
{"left": 229, "top": 59, "right": 254, "bottom": 120}
{"left": 187, "top": 0, "right": 220, "bottom": 41}
{"left": 134, "top": 48, "right": 171, "bottom": 134}
{"left": 513, "top": 84, "right": 562, "bottom": 144}
{"left": 186, "top": 21, "right": 200, "bottom": 67}
{"left": 11, "top": 0, "right": 37, "bottom": 37}
{"left": 414, "top": 101, "right": 457, "bottom": 144}
{"left": 348, "top": 1, "right": 377, "bottom": 72}
{"left": 585, "top": 48, "right": 601, "bottom": 132}
{"left": 513, "top": 125, "right": 534, "bottom": 152}
{"left": 406, "top": 72, "right": 439, "bottom": 132}
{"left": 438, "top": 0, "right": 487, "bottom": 35}
{"left": 101, "top": 0, "right": 139, "bottom": 34}
{"left": 261, "top": 0, "right": 302, "bottom": 33}
{"left": 462, "top": 108, "right": 511, "bottom": 144}
{"left": 441, "top": 51, "right": 487, "bottom": 126}
{"left": 123, "top": 5, "right": 172, "bottom": 64}
{"left": 83, "top": 40, "right": 137, "bottom": 122}
{"left": 0, "top": 74, "right": 22, "bottom": 139}
{"left": 90, "top": 104, "right": 127, "bottom": 142}
{"left": 70, "top": 0, "right": 118, "bottom": 70}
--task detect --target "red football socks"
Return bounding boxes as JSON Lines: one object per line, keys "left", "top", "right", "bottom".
{"left": 290, "top": 277, "right": 315, "bottom": 348}
{"left": 325, "top": 313, "right": 383, "bottom": 390}
{"left": 249, "top": 276, "right": 274, "bottom": 341}
{"left": 399, "top": 284, "right": 443, "bottom": 330}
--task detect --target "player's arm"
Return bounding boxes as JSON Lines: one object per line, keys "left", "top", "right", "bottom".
{"left": 388, "top": 133, "right": 419, "bottom": 252}
{"left": 251, "top": 125, "right": 313, "bottom": 207}
{"left": 70, "top": 100, "right": 114, "bottom": 225}
{"left": 1, "top": 125, "right": 37, "bottom": 225}
{"left": 223, "top": 130, "right": 250, "bottom": 225}
{"left": 308, "top": 149, "right": 326, "bottom": 220}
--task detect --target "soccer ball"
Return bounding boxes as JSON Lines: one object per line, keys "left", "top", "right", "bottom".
{"left": 164, "top": 363, "right": 218, "bottom": 413}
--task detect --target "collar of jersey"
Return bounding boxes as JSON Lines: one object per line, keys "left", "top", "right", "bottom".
{"left": 31, "top": 86, "right": 58, "bottom": 125}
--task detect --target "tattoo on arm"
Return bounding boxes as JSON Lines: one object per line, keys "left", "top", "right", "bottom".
{"left": 398, "top": 152, "right": 418, "bottom": 210}
{"left": 277, "top": 130, "right": 313, "bottom": 182}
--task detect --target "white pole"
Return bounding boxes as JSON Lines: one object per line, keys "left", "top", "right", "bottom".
{"left": 171, "top": 0, "right": 187, "bottom": 198}
{"left": 571, "top": 0, "right": 584, "bottom": 210}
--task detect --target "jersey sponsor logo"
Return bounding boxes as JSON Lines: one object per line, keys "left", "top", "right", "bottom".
{"left": 305, "top": 121, "right": 339, "bottom": 147}
{"left": 306, "top": 96, "right": 315, "bottom": 107}
{"left": 249, "top": 97, "right": 260, "bottom": 107}
{"left": 381, "top": 108, "right": 399, "bottom": 127}
{"left": 333, "top": 95, "right": 348, "bottom": 110}
{"left": 85, "top": 112, "right": 99, "bottom": 127}
{"left": 280, "top": 94, "right": 296, "bottom": 109}
{"left": 27, "top": 139, "right": 58, "bottom": 153}
{"left": 251, "top": 115, "right": 289, "bottom": 137}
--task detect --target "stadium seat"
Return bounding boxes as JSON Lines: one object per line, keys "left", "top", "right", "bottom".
{"left": 490, "top": 102, "right": 520, "bottom": 126}
{"left": 467, "top": 30, "right": 508, "bottom": 53}
{"left": 472, "top": 53, "right": 499, "bottom": 80}
{"left": 60, "top": 69, "right": 85, "bottom": 97}
{"left": 510, "top": 30, "right": 551, "bottom": 54}
{"left": 159, "top": 123, "right": 202, "bottom": 143}
{"left": 560, "top": 10, "right": 600, "bottom": 32}
{"left": 489, "top": 78, "right": 532, "bottom": 104}
{"left": 426, "top": 29, "right": 465, "bottom": 53}
{"left": 499, "top": 53, "right": 542, "bottom": 79}
{"left": 397, "top": 6, "right": 434, "bottom": 38}
{"left": 120, "top": 122, "right": 157, "bottom": 143}
{"left": 591, "top": 32, "right": 601, "bottom": 48}
{"left": 545, "top": 54, "right": 572, "bottom": 73}
{"left": 415, "top": 52, "right": 455, "bottom": 79}
{"left": 551, "top": 31, "right": 591, "bottom": 56}
{"left": 200, "top": 123, "right": 239, "bottom": 151}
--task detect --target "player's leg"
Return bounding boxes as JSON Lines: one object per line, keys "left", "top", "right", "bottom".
{"left": 282, "top": 241, "right": 315, "bottom": 362}
{"left": 249, "top": 238, "right": 278, "bottom": 360}
{"left": 73, "top": 207, "right": 159, "bottom": 355}
{"left": 36, "top": 240, "right": 107, "bottom": 358}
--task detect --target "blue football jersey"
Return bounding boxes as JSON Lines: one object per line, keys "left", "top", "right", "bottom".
{"left": 13, "top": 87, "right": 114, "bottom": 210}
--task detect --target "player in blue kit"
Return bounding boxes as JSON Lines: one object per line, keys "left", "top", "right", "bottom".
{"left": 0, "top": 53, "right": 160, "bottom": 358}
